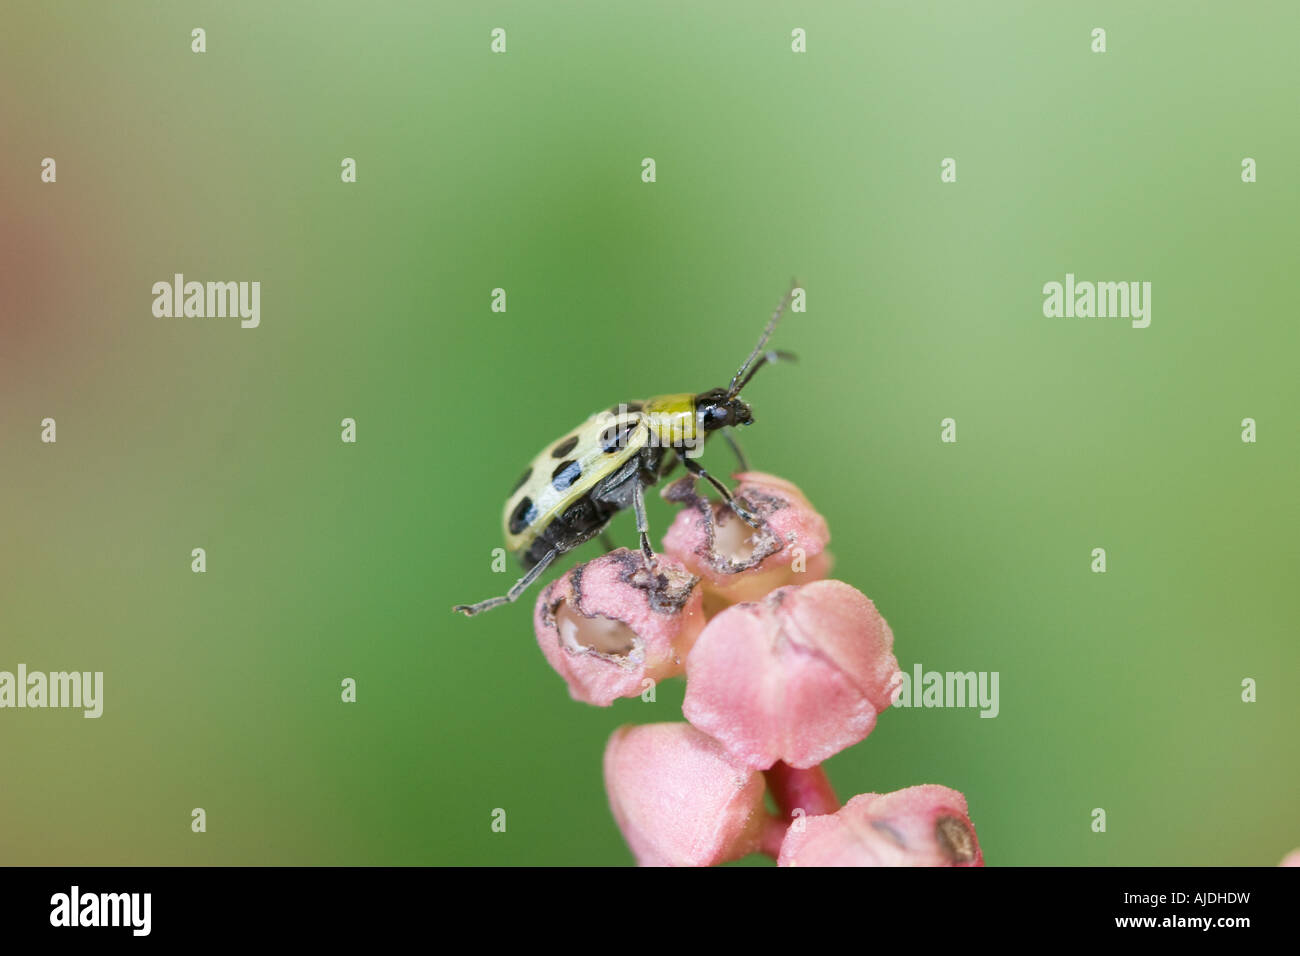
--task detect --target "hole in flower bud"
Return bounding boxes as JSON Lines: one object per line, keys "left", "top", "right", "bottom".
{"left": 935, "top": 815, "right": 976, "bottom": 863}
{"left": 556, "top": 601, "right": 637, "bottom": 657}
{"left": 712, "top": 507, "right": 761, "bottom": 562}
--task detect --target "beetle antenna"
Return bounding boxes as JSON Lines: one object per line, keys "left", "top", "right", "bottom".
{"left": 728, "top": 280, "right": 798, "bottom": 399}
{"left": 733, "top": 348, "right": 797, "bottom": 394}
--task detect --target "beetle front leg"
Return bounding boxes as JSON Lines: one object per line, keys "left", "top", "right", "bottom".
{"left": 680, "top": 456, "right": 761, "bottom": 529}
{"left": 721, "top": 427, "right": 750, "bottom": 472}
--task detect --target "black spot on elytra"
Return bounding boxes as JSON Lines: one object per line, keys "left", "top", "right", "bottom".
{"left": 551, "top": 435, "right": 579, "bottom": 458}
{"left": 600, "top": 422, "right": 636, "bottom": 454}
{"left": 509, "top": 467, "right": 531, "bottom": 495}
{"left": 552, "top": 459, "right": 582, "bottom": 491}
{"left": 509, "top": 497, "right": 537, "bottom": 535}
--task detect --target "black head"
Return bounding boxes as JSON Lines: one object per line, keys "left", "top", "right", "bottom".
{"left": 695, "top": 387, "right": 754, "bottom": 432}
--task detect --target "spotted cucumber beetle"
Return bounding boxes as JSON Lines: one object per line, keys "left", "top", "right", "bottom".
{"left": 453, "top": 284, "right": 798, "bottom": 617}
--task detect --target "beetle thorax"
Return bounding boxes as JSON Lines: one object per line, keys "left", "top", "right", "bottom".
{"left": 640, "top": 393, "right": 699, "bottom": 448}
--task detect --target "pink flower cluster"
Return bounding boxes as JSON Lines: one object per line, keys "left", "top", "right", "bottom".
{"left": 532, "top": 472, "right": 984, "bottom": 867}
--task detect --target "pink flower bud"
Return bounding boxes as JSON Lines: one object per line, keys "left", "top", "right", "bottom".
{"left": 1280, "top": 849, "right": 1300, "bottom": 867}
{"left": 603, "top": 722, "right": 772, "bottom": 866}
{"left": 682, "top": 580, "right": 903, "bottom": 769}
{"left": 533, "top": 550, "right": 705, "bottom": 706}
{"left": 662, "top": 471, "right": 832, "bottom": 611}
{"left": 778, "top": 785, "right": 983, "bottom": 867}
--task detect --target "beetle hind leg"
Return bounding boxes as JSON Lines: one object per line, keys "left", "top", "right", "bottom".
{"left": 453, "top": 548, "right": 558, "bottom": 617}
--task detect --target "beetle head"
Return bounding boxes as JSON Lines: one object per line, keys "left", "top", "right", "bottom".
{"left": 696, "top": 388, "right": 754, "bottom": 431}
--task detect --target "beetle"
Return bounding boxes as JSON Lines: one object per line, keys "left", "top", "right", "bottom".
{"left": 453, "top": 284, "right": 798, "bottom": 616}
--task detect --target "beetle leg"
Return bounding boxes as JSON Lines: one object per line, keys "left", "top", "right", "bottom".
{"left": 658, "top": 449, "right": 680, "bottom": 478}
{"left": 721, "top": 428, "right": 749, "bottom": 472}
{"left": 680, "top": 456, "right": 761, "bottom": 529}
{"left": 599, "top": 531, "right": 618, "bottom": 553}
{"left": 453, "top": 548, "right": 558, "bottom": 616}
{"left": 631, "top": 477, "right": 657, "bottom": 569}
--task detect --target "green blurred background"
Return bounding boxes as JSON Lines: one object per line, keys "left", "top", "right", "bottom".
{"left": 2, "top": 1, "right": 1296, "bottom": 865}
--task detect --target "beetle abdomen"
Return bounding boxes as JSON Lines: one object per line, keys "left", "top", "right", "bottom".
{"left": 502, "top": 405, "right": 649, "bottom": 562}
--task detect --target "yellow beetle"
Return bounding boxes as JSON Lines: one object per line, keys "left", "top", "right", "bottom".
{"left": 454, "top": 284, "right": 797, "bottom": 616}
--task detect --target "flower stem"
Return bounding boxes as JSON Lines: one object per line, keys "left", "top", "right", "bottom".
{"left": 758, "top": 814, "right": 787, "bottom": 859}
{"left": 765, "top": 762, "right": 840, "bottom": 819}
